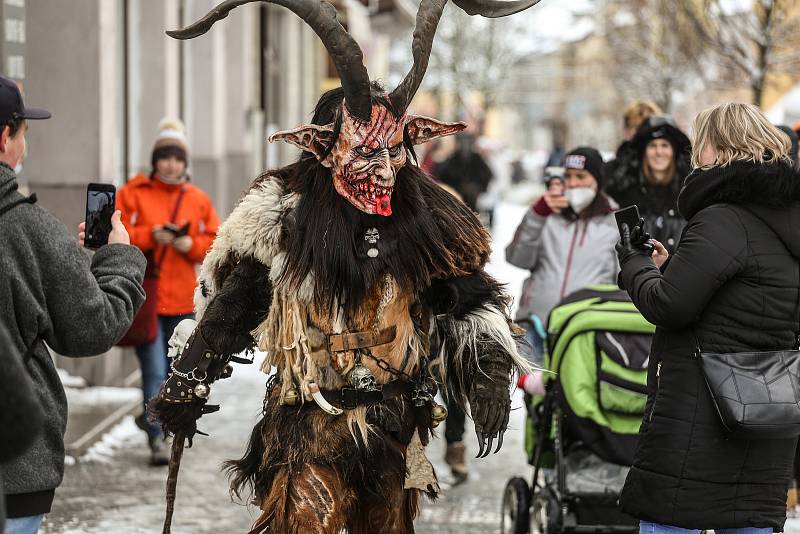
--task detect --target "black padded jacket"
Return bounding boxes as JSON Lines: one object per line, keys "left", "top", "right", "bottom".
{"left": 618, "top": 160, "right": 800, "bottom": 530}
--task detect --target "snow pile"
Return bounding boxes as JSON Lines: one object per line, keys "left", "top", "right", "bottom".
{"left": 486, "top": 202, "right": 530, "bottom": 317}
{"left": 79, "top": 415, "right": 141, "bottom": 464}
{"left": 64, "top": 386, "right": 140, "bottom": 405}
{"left": 57, "top": 368, "right": 87, "bottom": 388}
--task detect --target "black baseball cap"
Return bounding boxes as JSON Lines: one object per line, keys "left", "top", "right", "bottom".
{"left": 0, "top": 74, "right": 50, "bottom": 124}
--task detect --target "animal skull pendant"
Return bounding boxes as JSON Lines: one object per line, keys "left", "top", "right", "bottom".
{"left": 349, "top": 364, "right": 379, "bottom": 391}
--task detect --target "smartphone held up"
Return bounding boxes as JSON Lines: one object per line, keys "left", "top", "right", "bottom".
{"left": 613, "top": 205, "right": 640, "bottom": 240}
{"left": 84, "top": 183, "right": 116, "bottom": 249}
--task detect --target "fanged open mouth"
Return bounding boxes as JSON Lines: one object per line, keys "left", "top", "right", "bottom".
{"left": 349, "top": 178, "right": 393, "bottom": 201}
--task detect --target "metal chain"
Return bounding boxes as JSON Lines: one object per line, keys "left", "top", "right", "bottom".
{"left": 169, "top": 359, "right": 207, "bottom": 383}
{"left": 361, "top": 347, "right": 415, "bottom": 382}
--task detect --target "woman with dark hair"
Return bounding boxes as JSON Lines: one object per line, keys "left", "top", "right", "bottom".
{"left": 617, "top": 102, "right": 800, "bottom": 532}
{"left": 117, "top": 118, "right": 220, "bottom": 466}
{"left": 607, "top": 115, "right": 691, "bottom": 253}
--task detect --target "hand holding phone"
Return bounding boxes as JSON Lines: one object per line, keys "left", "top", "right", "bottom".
{"left": 614, "top": 205, "right": 641, "bottom": 240}
{"left": 543, "top": 180, "right": 568, "bottom": 213}
{"left": 84, "top": 183, "right": 117, "bottom": 249}
{"left": 163, "top": 222, "right": 190, "bottom": 238}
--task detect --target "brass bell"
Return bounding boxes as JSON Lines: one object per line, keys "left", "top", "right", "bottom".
{"left": 282, "top": 387, "right": 299, "bottom": 406}
{"left": 194, "top": 383, "right": 211, "bottom": 399}
{"left": 431, "top": 403, "right": 448, "bottom": 427}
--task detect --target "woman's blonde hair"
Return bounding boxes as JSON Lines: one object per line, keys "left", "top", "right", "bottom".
{"left": 624, "top": 101, "right": 661, "bottom": 130}
{"left": 691, "top": 102, "right": 791, "bottom": 168}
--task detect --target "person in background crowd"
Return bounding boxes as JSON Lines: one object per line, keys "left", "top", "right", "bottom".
{"left": 511, "top": 159, "right": 527, "bottom": 184}
{"left": 435, "top": 132, "right": 493, "bottom": 212}
{"left": 507, "top": 147, "right": 620, "bottom": 373}
{"left": 606, "top": 115, "right": 691, "bottom": 253}
{"left": 0, "top": 321, "right": 43, "bottom": 533}
{"left": 0, "top": 73, "right": 146, "bottom": 534}
{"left": 616, "top": 102, "right": 800, "bottom": 533}
{"left": 419, "top": 138, "right": 443, "bottom": 176}
{"left": 117, "top": 118, "right": 220, "bottom": 466}
{"left": 605, "top": 101, "right": 662, "bottom": 192}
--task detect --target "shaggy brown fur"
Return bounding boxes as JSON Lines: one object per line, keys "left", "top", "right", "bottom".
{"left": 226, "top": 388, "right": 425, "bottom": 534}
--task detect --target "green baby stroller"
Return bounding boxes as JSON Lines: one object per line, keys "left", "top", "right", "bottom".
{"left": 501, "top": 285, "right": 655, "bottom": 533}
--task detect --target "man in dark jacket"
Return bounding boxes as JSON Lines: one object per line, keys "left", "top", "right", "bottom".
{"left": 617, "top": 157, "right": 800, "bottom": 529}
{"left": 435, "top": 133, "right": 493, "bottom": 212}
{"left": 0, "top": 321, "right": 43, "bottom": 533}
{"left": 0, "top": 74, "right": 146, "bottom": 532}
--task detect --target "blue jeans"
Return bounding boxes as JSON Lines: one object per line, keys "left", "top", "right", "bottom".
{"left": 4, "top": 515, "right": 44, "bottom": 534}
{"left": 135, "top": 313, "right": 194, "bottom": 439}
{"left": 640, "top": 521, "right": 771, "bottom": 534}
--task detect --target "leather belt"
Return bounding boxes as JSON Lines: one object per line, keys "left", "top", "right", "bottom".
{"left": 327, "top": 325, "right": 396, "bottom": 353}
{"left": 320, "top": 379, "right": 412, "bottom": 410}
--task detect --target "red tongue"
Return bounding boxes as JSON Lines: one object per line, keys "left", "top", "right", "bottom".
{"left": 375, "top": 194, "right": 392, "bottom": 216}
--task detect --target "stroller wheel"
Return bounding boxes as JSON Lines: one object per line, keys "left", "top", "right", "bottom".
{"left": 501, "top": 477, "right": 531, "bottom": 534}
{"left": 531, "top": 488, "right": 562, "bottom": 534}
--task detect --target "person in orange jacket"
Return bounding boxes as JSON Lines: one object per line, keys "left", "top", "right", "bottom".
{"left": 117, "top": 118, "right": 220, "bottom": 465}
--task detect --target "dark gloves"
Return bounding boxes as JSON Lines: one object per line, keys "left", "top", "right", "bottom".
{"left": 615, "top": 218, "right": 653, "bottom": 265}
{"left": 468, "top": 351, "right": 512, "bottom": 458}
{"left": 148, "top": 323, "right": 230, "bottom": 443}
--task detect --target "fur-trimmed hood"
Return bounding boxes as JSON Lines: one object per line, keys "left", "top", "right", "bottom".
{"left": 678, "top": 160, "right": 800, "bottom": 258}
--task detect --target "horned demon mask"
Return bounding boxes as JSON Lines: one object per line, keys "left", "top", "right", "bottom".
{"left": 170, "top": 0, "right": 541, "bottom": 216}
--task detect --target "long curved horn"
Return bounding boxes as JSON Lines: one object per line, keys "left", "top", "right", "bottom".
{"left": 167, "top": 0, "right": 373, "bottom": 121}
{"left": 389, "top": 0, "right": 542, "bottom": 114}
{"left": 451, "top": 0, "right": 542, "bottom": 17}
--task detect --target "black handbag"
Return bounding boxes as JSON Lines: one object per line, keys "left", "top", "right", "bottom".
{"left": 694, "top": 209, "right": 800, "bottom": 440}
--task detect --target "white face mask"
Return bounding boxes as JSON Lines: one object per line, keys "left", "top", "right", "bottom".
{"left": 155, "top": 173, "right": 186, "bottom": 186}
{"left": 565, "top": 186, "right": 596, "bottom": 213}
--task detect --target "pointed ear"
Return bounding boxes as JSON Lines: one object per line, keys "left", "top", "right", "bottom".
{"left": 268, "top": 123, "right": 336, "bottom": 165}
{"left": 405, "top": 116, "right": 467, "bottom": 145}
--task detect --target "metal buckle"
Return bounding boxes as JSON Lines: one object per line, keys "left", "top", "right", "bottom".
{"left": 340, "top": 388, "right": 360, "bottom": 409}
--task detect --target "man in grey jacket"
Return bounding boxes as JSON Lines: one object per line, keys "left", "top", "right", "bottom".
{"left": 0, "top": 74, "right": 146, "bottom": 533}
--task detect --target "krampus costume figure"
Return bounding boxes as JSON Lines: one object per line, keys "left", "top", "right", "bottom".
{"left": 151, "top": 0, "right": 541, "bottom": 532}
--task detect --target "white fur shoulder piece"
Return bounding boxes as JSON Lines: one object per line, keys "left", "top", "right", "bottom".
{"left": 194, "top": 177, "right": 299, "bottom": 318}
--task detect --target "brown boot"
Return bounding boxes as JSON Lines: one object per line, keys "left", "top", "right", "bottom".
{"left": 445, "top": 442, "right": 468, "bottom": 484}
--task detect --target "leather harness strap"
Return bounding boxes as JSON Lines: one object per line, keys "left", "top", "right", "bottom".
{"left": 319, "top": 379, "right": 412, "bottom": 410}
{"left": 327, "top": 325, "right": 397, "bottom": 353}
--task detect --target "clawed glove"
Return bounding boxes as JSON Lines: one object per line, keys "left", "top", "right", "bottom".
{"left": 615, "top": 219, "right": 653, "bottom": 265}
{"left": 469, "top": 351, "right": 512, "bottom": 458}
{"left": 148, "top": 320, "right": 230, "bottom": 442}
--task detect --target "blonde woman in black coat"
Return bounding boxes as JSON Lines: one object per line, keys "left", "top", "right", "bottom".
{"left": 616, "top": 103, "right": 800, "bottom": 533}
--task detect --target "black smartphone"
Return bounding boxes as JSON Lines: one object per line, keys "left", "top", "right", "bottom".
{"left": 614, "top": 204, "right": 640, "bottom": 240}
{"left": 163, "top": 222, "right": 190, "bottom": 238}
{"left": 84, "top": 183, "right": 117, "bottom": 249}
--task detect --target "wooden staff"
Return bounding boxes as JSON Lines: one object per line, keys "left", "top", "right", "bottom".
{"left": 162, "top": 432, "right": 186, "bottom": 534}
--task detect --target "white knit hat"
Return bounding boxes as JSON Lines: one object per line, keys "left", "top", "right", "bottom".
{"left": 152, "top": 117, "right": 189, "bottom": 162}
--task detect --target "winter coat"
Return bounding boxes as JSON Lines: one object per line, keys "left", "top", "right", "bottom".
{"left": 434, "top": 152, "right": 493, "bottom": 211}
{"left": 505, "top": 193, "right": 620, "bottom": 322}
{"left": 618, "top": 160, "right": 800, "bottom": 529}
{"left": 605, "top": 136, "right": 691, "bottom": 253}
{"left": 0, "top": 321, "right": 43, "bottom": 531}
{"left": 0, "top": 163, "right": 146, "bottom": 518}
{"left": 117, "top": 173, "right": 220, "bottom": 315}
